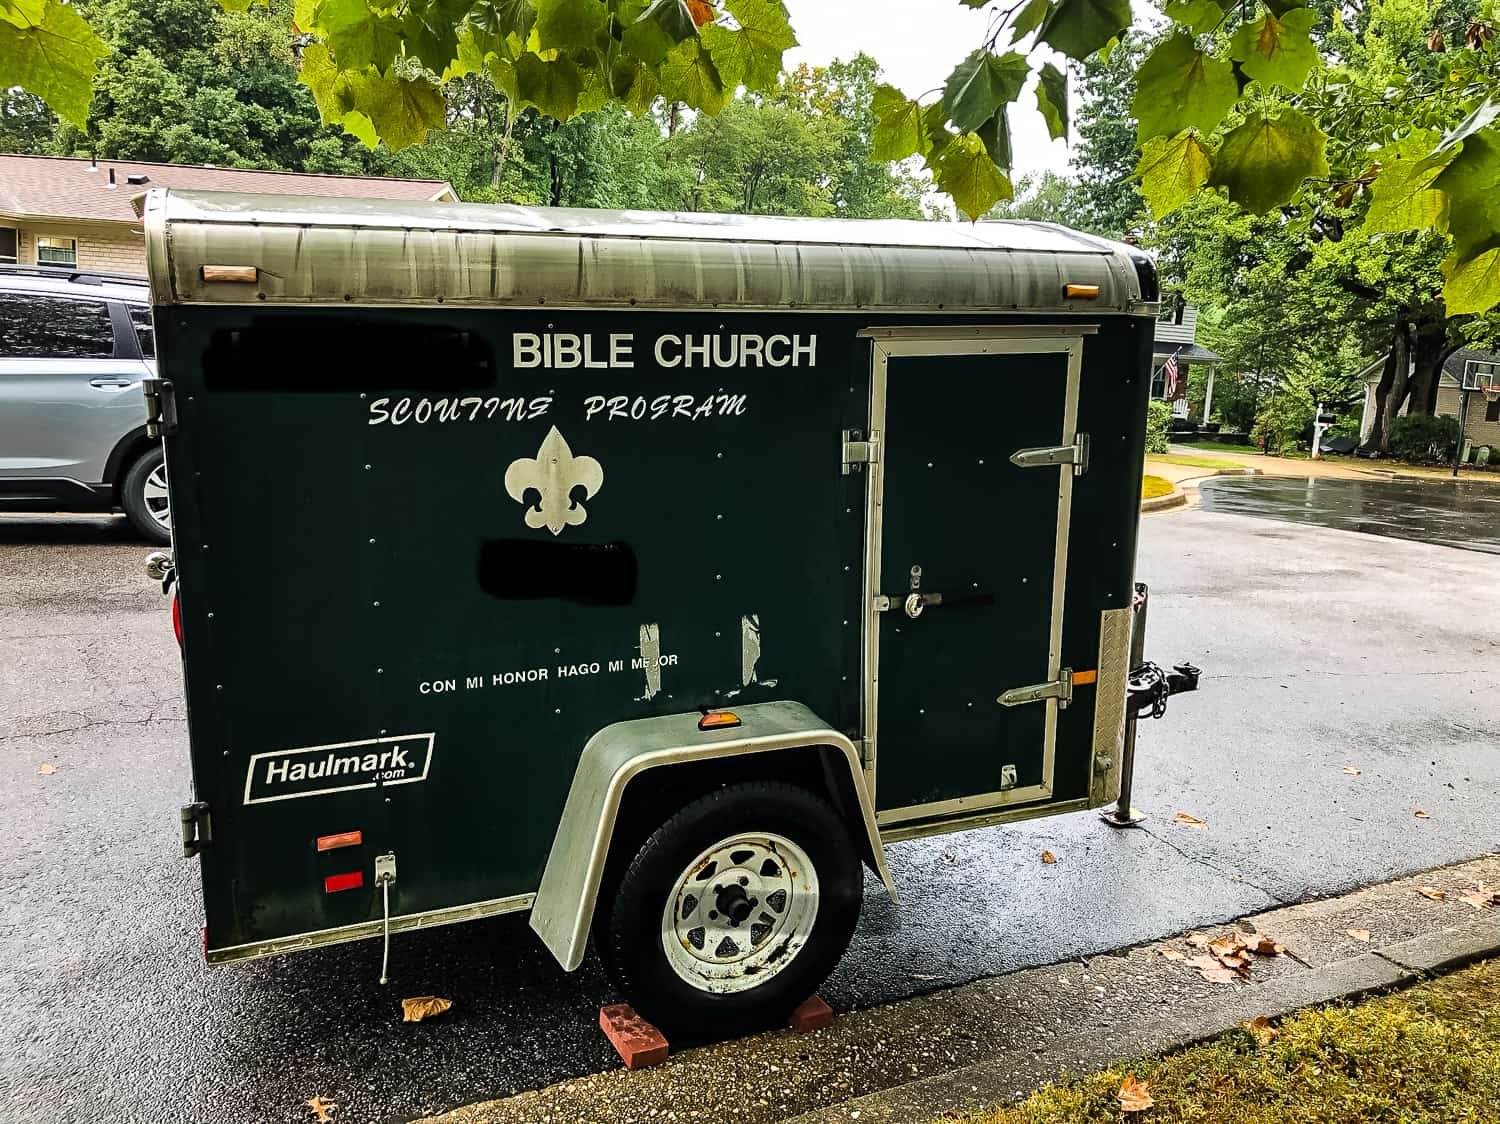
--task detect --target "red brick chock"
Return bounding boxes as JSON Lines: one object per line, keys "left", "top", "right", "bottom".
{"left": 788, "top": 994, "right": 834, "bottom": 1033}
{"left": 598, "top": 1003, "right": 669, "bottom": 1070}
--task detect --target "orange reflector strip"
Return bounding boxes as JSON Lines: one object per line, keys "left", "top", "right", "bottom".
{"left": 324, "top": 871, "right": 363, "bottom": 893}
{"left": 316, "top": 830, "right": 363, "bottom": 852}
{"left": 1064, "top": 283, "right": 1101, "bottom": 299}
{"left": 698, "top": 711, "right": 742, "bottom": 731}
{"left": 1072, "top": 669, "right": 1098, "bottom": 686}
{"left": 201, "top": 265, "right": 258, "bottom": 283}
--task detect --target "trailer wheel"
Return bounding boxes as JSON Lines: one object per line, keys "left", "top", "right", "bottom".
{"left": 596, "top": 780, "right": 862, "bottom": 1037}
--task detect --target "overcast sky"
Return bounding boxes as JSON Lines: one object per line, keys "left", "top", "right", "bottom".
{"left": 783, "top": 0, "right": 1073, "bottom": 183}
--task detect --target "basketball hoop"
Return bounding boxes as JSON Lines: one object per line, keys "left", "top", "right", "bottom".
{"left": 1484, "top": 384, "right": 1500, "bottom": 407}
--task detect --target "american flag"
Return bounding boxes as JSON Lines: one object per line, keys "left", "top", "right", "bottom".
{"left": 1163, "top": 353, "right": 1181, "bottom": 399}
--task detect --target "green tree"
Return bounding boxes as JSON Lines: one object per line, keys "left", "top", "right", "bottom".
{"left": 1068, "top": 33, "right": 1148, "bottom": 238}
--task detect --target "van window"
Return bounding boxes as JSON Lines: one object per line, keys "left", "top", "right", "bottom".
{"left": 0, "top": 293, "right": 115, "bottom": 359}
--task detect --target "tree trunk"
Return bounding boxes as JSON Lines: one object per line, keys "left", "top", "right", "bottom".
{"left": 1362, "top": 323, "right": 1408, "bottom": 453}
{"left": 490, "top": 100, "right": 515, "bottom": 190}
{"left": 1406, "top": 313, "right": 1452, "bottom": 416}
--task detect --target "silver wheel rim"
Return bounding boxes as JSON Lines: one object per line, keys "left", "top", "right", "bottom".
{"left": 660, "top": 832, "right": 818, "bottom": 994}
{"left": 143, "top": 463, "right": 171, "bottom": 530}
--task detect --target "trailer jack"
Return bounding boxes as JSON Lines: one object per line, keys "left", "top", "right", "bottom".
{"left": 1099, "top": 584, "right": 1200, "bottom": 829}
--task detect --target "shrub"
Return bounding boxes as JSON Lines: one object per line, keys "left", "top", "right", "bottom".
{"left": 1145, "top": 399, "right": 1172, "bottom": 454}
{"left": 1389, "top": 414, "right": 1461, "bottom": 462}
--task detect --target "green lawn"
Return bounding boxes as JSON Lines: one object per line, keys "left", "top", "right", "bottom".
{"left": 1147, "top": 453, "right": 1248, "bottom": 469}
{"left": 1140, "top": 474, "right": 1175, "bottom": 500}
{"left": 954, "top": 959, "right": 1500, "bottom": 1123}
{"left": 1175, "top": 440, "right": 1259, "bottom": 455}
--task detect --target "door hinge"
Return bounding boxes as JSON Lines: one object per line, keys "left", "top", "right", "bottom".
{"left": 998, "top": 669, "right": 1075, "bottom": 709}
{"left": 180, "top": 801, "right": 211, "bottom": 857}
{"left": 143, "top": 376, "right": 179, "bottom": 438}
{"left": 1010, "top": 432, "right": 1089, "bottom": 475}
{"left": 842, "top": 429, "right": 879, "bottom": 474}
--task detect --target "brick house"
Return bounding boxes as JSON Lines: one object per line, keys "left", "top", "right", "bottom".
{"left": 0, "top": 154, "right": 456, "bottom": 275}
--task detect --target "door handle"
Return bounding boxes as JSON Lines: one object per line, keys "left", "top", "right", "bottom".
{"left": 875, "top": 590, "right": 995, "bottom": 618}
{"left": 90, "top": 377, "right": 136, "bottom": 389}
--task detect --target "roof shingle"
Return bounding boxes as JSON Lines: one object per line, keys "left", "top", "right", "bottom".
{"left": 0, "top": 154, "right": 455, "bottom": 223}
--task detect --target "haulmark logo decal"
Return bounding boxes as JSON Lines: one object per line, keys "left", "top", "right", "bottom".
{"left": 243, "top": 733, "right": 434, "bottom": 805}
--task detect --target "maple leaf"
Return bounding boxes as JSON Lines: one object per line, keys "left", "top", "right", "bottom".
{"left": 1188, "top": 954, "right": 1241, "bottom": 983}
{"left": 1346, "top": 928, "right": 1371, "bottom": 942}
{"left": 1240, "top": 1015, "right": 1278, "bottom": 1046}
{"left": 401, "top": 995, "right": 454, "bottom": 1022}
{"left": 1417, "top": 886, "right": 1446, "bottom": 901}
{"left": 305, "top": 1096, "right": 337, "bottom": 1123}
{"left": 1158, "top": 948, "right": 1187, "bottom": 962}
{"left": 1458, "top": 887, "right": 1499, "bottom": 910}
{"left": 1118, "top": 1073, "right": 1154, "bottom": 1113}
{"left": 1185, "top": 933, "right": 1213, "bottom": 950}
{"left": 37, "top": 762, "right": 57, "bottom": 775}
{"left": 1041, "top": 850, "right": 1058, "bottom": 864}
{"left": 1173, "top": 810, "right": 1208, "bottom": 830}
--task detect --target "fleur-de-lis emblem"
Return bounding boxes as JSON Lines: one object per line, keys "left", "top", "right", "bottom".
{"left": 503, "top": 426, "right": 604, "bottom": 535}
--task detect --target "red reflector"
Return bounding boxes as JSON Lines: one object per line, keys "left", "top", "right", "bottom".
{"left": 171, "top": 592, "right": 182, "bottom": 647}
{"left": 324, "top": 871, "right": 364, "bottom": 893}
{"left": 316, "top": 830, "right": 363, "bottom": 852}
{"left": 698, "top": 711, "right": 742, "bottom": 731}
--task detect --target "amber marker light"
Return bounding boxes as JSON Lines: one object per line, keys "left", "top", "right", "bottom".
{"left": 316, "top": 830, "right": 363, "bottom": 852}
{"left": 1064, "top": 283, "right": 1101, "bottom": 299}
{"left": 698, "top": 711, "right": 742, "bottom": 731}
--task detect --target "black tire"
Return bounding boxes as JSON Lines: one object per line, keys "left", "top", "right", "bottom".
{"left": 120, "top": 445, "right": 171, "bottom": 545}
{"left": 595, "top": 781, "right": 862, "bottom": 1038}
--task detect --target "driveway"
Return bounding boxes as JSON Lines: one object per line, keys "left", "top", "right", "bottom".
{"left": 1199, "top": 475, "right": 1500, "bottom": 554}
{"left": 3, "top": 507, "right": 1498, "bottom": 1123}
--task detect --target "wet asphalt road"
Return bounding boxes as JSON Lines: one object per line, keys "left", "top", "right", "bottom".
{"left": 3, "top": 499, "right": 1499, "bottom": 1124}
{"left": 1199, "top": 474, "right": 1500, "bottom": 554}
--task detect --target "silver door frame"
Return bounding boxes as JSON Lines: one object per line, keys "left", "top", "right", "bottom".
{"left": 856, "top": 325, "right": 1092, "bottom": 827}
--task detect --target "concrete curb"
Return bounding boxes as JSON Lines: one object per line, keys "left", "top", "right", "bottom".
{"left": 788, "top": 914, "right": 1500, "bottom": 1124}
{"left": 1140, "top": 489, "right": 1186, "bottom": 513}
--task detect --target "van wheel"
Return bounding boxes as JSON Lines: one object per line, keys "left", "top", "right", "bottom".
{"left": 595, "top": 781, "right": 862, "bottom": 1038}
{"left": 121, "top": 446, "right": 171, "bottom": 545}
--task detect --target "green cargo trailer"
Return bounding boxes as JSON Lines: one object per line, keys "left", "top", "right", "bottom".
{"left": 142, "top": 189, "right": 1185, "bottom": 1035}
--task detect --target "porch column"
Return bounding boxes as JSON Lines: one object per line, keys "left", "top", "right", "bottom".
{"left": 1202, "top": 364, "right": 1216, "bottom": 423}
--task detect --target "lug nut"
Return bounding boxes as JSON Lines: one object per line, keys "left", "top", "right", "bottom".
{"left": 739, "top": 877, "right": 748, "bottom": 886}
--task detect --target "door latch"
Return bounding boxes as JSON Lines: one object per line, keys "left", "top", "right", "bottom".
{"left": 998, "top": 670, "right": 1075, "bottom": 709}
{"left": 1010, "top": 432, "right": 1089, "bottom": 475}
{"left": 875, "top": 590, "right": 995, "bottom": 617}
{"left": 842, "top": 429, "right": 879, "bottom": 474}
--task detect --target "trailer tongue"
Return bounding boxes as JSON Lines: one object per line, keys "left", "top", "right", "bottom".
{"left": 142, "top": 189, "right": 1193, "bottom": 1035}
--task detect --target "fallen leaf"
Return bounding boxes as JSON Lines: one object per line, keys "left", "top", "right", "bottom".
{"left": 1346, "top": 928, "right": 1371, "bottom": 942}
{"left": 686, "top": 0, "right": 716, "bottom": 24}
{"left": 1207, "top": 934, "right": 1247, "bottom": 959}
{"left": 1459, "top": 888, "right": 1500, "bottom": 910}
{"left": 1118, "top": 1073, "right": 1154, "bottom": 1113}
{"left": 1418, "top": 886, "right": 1446, "bottom": 901}
{"left": 305, "top": 1096, "right": 337, "bottom": 1123}
{"left": 1342, "top": 766, "right": 1361, "bottom": 775}
{"left": 1240, "top": 1014, "right": 1278, "bottom": 1045}
{"left": 1173, "top": 810, "right": 1208, "bottom": 830}
{"left": 1187, "top": 954, "right": 1242, "bottom": 983}
{"left": 1158, "top": 948, "right": 1187, "bottom": 961}
{"left": 36, "top": 763, "right": 57, "bottom": 775}
{"left": 401, "top": 995, "right": 453, "bottom": 1023}
{"left": 1245, "top": 933, "right": 1285, "bottom": 956}
{"left": 1185, "top": 932, "right": 1213, "bottom": 949}
{"left": 1041, "top": 850, "right": 1057, "bottom": 864}
{"left": 1414, "top": 810, "right": 1430, "bottom": 819}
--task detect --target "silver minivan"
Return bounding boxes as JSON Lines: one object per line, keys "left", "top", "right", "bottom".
{"left": 0, "top": 264, "right": 169, "bottom": 544}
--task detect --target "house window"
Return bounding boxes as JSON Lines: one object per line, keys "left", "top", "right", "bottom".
{"left": 0, "top": 228, "right": 16, "bottom": 264}
{"left": 1487, "top": 395, "right": 1500, "bottom": 423}
{"left": 1156, "top": 292, "right": 1185, "bottom": 325}
{"left": 35, "top": 235, "right": 78, "bottom": 266}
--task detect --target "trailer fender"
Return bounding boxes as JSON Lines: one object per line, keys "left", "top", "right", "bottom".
{"left": 530, "top": 700, "right": 896, "bottom": 972}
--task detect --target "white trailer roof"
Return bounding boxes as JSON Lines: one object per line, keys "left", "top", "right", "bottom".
{"left": 143, "top": 189, "right": 1155, "bottom": 315}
